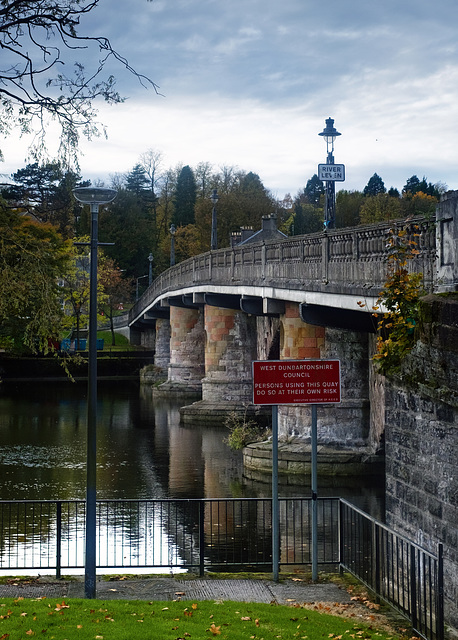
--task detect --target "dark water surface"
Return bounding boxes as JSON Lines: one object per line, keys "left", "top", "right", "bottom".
{"left": 0, "top": 381, "right": 384, "bottom": 517}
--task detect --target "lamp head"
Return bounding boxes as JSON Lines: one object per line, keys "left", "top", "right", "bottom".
{"left": 318, "top": 117, "right": 341, "bottom": 153}
{"left": 211, "top": 188, "right": 219, "bottom": 206}
{"left": 73, "top": 186, "right": 117, "bottom": 205}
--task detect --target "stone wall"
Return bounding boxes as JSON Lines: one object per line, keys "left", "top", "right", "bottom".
{"left": 384, "top": 295, "right": 458, "bottom": 631}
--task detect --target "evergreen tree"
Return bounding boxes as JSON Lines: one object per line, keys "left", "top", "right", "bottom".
{"left": 403, "top": 175, "right": 421, "bottom": 195}
{"left": 363, "top": 173, "right": 386, "bottom": 196}
{"left": 126, "top": 164, "right": 150, "bottom": 196}
{"left": 173, "top": 165, "right": 197, "bottom": 226}
{"left": 2, "top": 162, "right": 87, "bottom": 238}
{"left": 304, "top": 174, "right": 324, "bottom": 206}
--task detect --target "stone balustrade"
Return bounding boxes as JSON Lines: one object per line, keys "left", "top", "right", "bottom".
{"left": 130, "top": 216, "right": 437, "bottom": 327}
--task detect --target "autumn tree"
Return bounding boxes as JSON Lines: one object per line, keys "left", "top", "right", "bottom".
{"left": 335, "top": 190, "right": 364, "bottom": 227}
{"left": 0, "top": 0, "right": 158, "bottom": 162}
{"left": 0, "top": 199, "right": 69, "bottom": 353}
{"left": 60, "top": 239, "right": 115, "bottom": 345}
{"left": 359, "top": 193, "right": 402, "bottom": 224}
{"left": 403, "top": 175, "right": 441, "bottom": 198}
{"left": 2, "top": 162, "right": 87, "bottom": 238}
{"left": 98, "top": 257, "right": 133, "bottom": 346}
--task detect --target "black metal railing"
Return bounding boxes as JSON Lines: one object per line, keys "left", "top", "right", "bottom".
{"left": 0, "top": 497, "right": 443, "bottom": 640}
{"left": 340, "top": 500, "right": 443, "bottom": 640}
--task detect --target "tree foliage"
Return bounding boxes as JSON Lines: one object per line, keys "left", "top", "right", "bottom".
{"left": 0, "top": 0, "right": 158, "bottom": 161}
{"left": 0, "top": 200, "right": 70, "bottom": 352}
{"left": 2, "top": 161, "right": 87, "bottom": 237}
{"left": 98, "top": 257, "right": 133, "bottom": 346}
{"left": 173, "top": 165, "right": 197, "bottom": 227}
{"left": 363, "top": 173, "right": 386, "bottom": 197}
{"left": 364, "top": 225, "right": 425, "bottom": 375}
{"left": 304, "top": 174, "right": 324, "bottom": 206}
{"left": 335, "top": 190, "right": 364, "bottom": 228}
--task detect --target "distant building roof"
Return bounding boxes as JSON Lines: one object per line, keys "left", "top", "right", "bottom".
{"left": 235, "top": 214, "right": 287, "bottom": 246}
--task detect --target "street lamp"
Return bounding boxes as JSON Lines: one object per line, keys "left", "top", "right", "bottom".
{"left": 72, "top": 186, "right": 116, "bottom": 599}
{"left": 170, "top": 224, "right": 176, "bottom": 266}
{"left": 148, "top": 252, "right": 154, "bottom": 286}
{"left": 318, "top": 117, "right": 342, "bottom": 229}
{"left": 136, "top": 274, "right": 148, "bottom": 301}
{"left": 210, "top": 188, "right": 219, "bottom": 251}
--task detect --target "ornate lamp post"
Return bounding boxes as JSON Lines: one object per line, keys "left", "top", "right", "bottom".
{"left": 210, "top": 188, "right": 219, "bottom": 251}
{"left": 72, "top": 186, "right": 116, "bottom": 599}
{"left": 170, "top": 224, "right": 176, "bottom": 266}
{"left": 148, "top": 252, "right": 154, "bottom": 286}
{"left": 318, "top": 117, "right": 342, "bottom": 229}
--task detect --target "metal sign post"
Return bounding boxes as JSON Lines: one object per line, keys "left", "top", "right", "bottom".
{"left": 252, "top": 359, "right": 341, "bottom": 582}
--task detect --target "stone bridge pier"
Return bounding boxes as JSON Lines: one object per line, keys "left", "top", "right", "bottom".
{"left": 180, "top": 302, "right": 264, "bottom": 422}
{"left": 157, "top": 305, "right": 205, "bottom": 394}
{"left": 276, "top": 302, "right": 371, "bottom": 448}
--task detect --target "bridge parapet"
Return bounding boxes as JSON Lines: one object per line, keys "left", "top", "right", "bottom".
{"left": 129, "top": 216, "right": 436, "bottom": 326}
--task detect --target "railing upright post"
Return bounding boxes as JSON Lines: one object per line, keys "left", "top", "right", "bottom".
{"left": 322, "top": 233, "right": 329, "bottom": 283}
{"left": 410, "top": 545, "right": 418, "bottom": 632}
{"left": 373, "top": 518, "right": 381, "bottom": 602}
{"left": 199, "top": 500, "right": 205, "bottom": 577}
{"left": 56, "top": 501, "right": 62, "bottom": 579}
{"left": 437, "top": 543, "right": 444, "bottom": 640}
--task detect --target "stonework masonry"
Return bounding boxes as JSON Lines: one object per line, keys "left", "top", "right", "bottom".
{"left": 280, "top": 302, "right": 324, "bottom": 359}
{"left": 278, "top": 306, "right": 371, "bottom": 450}
{"left": 154, "top": 318, "right": 170, "bottom": 370}
{"left": 161, "top": 305, "right": 205, "bottom": 392}
{"left": 384, "top": 296, "right": 458, "bottom": 631}
{"left": 201, "top": 305, "right": 257, "bottom": 403}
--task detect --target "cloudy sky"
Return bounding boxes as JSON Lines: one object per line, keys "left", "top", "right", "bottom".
{"left": 2, "top": 0, "right": 458, "bottom": 198}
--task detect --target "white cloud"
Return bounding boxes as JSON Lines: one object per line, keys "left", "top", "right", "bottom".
{"left": 1, "top": 0, "right": 458, "bottom": 198}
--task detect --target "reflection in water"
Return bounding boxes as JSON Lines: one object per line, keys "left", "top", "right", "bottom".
{"left": 0, "top": 381, "right": 385, "bottom": 574}
{"left": 0, "top": 381, "right": 384, "bottom": 515}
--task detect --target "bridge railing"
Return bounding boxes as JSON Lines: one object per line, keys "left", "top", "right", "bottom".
{"left": 130, "top": 217, "right": 436, "bottom": 324}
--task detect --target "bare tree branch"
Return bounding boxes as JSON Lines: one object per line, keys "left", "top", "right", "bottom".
{"left": 0, "top": 0, "right": 160, "bottom": 163}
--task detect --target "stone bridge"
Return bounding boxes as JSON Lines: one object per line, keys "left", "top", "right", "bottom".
{"left": 127, "top": 193, "right": 458, "bottom": 631}
{"left": 127, "top": 197, "right": 456, "bottom": 464}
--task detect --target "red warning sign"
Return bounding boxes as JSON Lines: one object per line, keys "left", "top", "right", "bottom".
{"left": 252, "top": 359, "right": 341, "bottom": 405}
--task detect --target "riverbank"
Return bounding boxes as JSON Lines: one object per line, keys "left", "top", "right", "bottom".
{"left": 0, "top": 351, "right": 155, "bottom": 382}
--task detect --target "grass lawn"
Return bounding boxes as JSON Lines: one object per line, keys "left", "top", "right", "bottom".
{"left": 0, "top": 596, "right": 404, "bottom": 640}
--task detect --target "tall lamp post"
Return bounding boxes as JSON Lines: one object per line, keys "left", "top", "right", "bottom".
{"left": 148, "top": 252, "right": 154, "bottom": 286}
{"left": 170, "top": 224, "right": 176, "bottom": 266}
{"left": 318, "top": 117, "right": 343, "bottom": 229}
{"left": 210, "top": 188, "right": 219, "bottom": 251}
{"left": 72, "top": 186, "right": 116, "bottom": 599}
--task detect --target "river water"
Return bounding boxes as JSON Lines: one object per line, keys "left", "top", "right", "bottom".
{"left": 0, "top": 380, "right": 384, "bottom": 514}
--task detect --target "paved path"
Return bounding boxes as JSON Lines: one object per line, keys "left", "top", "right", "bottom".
{"left": 0, "top": 576, "right": 352, "bottom": 604}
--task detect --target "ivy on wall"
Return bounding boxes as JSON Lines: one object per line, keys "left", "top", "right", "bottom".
{"left": 359, "top": 223, "right": 425, "bottom": 376}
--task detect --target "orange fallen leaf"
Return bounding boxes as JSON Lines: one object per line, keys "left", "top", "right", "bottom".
{"left": 209, "top": 623, "right": 221, "bottom": 635}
